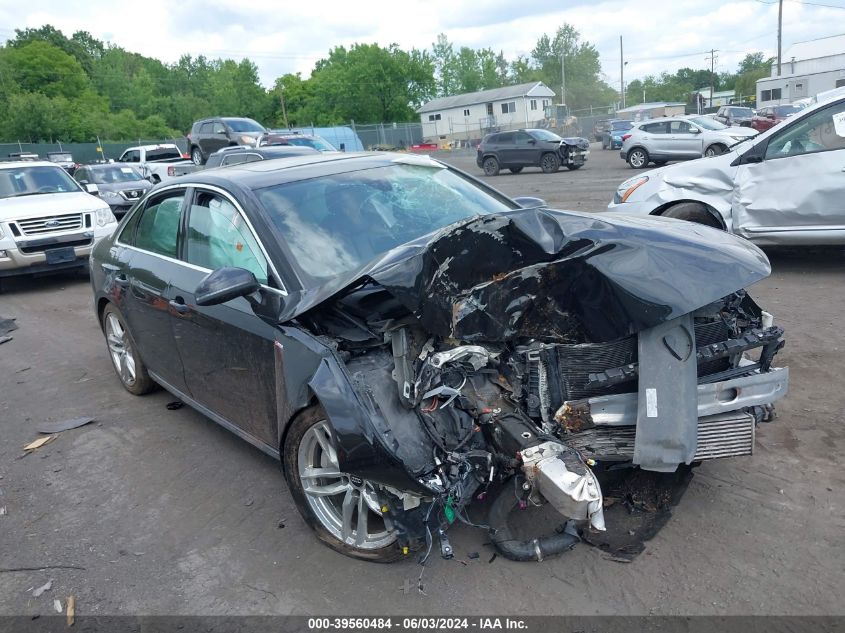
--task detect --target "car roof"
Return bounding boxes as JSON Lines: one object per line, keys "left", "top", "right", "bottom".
{"left": 0, "top": 161, "right": 63, "bottom": 169}
{"left": 166, "top": 152, "right": 441, "bottom": 190}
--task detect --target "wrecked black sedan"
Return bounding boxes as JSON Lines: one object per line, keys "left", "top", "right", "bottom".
{"left": 90, "top": 152, "right": 788, "bottom": 562}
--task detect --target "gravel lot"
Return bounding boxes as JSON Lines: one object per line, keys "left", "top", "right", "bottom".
{"left": 1, "top": 145, "right": 843, "bottom": 617}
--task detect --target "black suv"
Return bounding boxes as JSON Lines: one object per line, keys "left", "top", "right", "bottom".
{"left": 476, "top": 129, "right": 589, "bottom": 176}
{"left": 187, "top": 117, "right": 267, "bottom": 165}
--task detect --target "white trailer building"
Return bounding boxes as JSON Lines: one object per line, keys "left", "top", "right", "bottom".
{"left": 756, "top": 33, "right": 845, "bottom": 106}
{"left": 416, "top": 82, "right": 556, "bottom": 142}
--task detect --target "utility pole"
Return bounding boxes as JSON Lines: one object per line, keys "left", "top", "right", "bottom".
{"left": 777, "top": 0, "right": 783, "bottom": 76}
{"left": 706, "top": 49, "right": 719, "bottom": 108}
{"left": 620, "top": 36, "right": 625, "bottom": 109}
{"left": 560, "top": 48, "right": 566, "bottom": 111}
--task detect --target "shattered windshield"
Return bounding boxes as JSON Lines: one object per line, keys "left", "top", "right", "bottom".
{"left": 256, "top": 162, "right": 517, "bottom": 282}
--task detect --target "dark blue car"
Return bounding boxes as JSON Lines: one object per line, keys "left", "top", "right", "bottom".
{"left": 601, "top": 119, "right": 634, "bottom": 150}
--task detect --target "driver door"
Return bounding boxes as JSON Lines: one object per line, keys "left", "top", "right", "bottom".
{"left": 733, "top": 99, "right": 845, "bottom": 241}
{"left": 167, "top": 187, "right": 283, "bottom": 447}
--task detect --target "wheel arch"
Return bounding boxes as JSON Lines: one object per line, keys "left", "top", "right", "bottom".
{"left": 652, "top": 199, "right": 729, "bottom": 230}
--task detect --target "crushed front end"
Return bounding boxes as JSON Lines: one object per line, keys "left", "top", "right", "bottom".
{"left": 294, "top": 208, "right": 788, "bottom": 562}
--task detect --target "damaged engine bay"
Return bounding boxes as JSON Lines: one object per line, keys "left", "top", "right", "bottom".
{"left": 290, "top": 208, "right": 789, "bottom": 563}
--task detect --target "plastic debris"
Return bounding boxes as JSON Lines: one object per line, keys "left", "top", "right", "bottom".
{"left": 37, "top": 417, "right": 95, "bottom": 434}
{"left": 166, "top": 401, "right": 184, "bottom": 410}
{"left": 53, "top": 599, "right": 62, "bottom": 613}
{"left": 0, "top": 336, "right": 12, "bottom": 345}
{"left": 23, "top": 435, "right": 56, "bottom": 452}
{"left": 32, "top": 580, "right": 52, "bottom": 597}
{"left": 66, "top": 595, "right": 75, "bottom": 626}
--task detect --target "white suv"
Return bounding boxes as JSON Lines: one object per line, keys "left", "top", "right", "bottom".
{"left": 0, "top": 161, "right": 118, "bottom": 286}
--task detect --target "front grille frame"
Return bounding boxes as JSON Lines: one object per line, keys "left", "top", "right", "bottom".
{"left": 14, "top": 213, "right": 84, "bottom": 236}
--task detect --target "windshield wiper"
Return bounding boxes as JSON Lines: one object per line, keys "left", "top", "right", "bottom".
{"left": 8, "top": 191, "right": 56, "bottom": 198}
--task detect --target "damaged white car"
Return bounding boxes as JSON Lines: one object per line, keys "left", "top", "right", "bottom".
{"left": 607, "top": 93, "right": 845, "bottom": 245}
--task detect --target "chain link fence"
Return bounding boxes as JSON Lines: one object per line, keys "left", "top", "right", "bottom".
{"left": 0, "top": 139, "right": 189, "bottom": 164}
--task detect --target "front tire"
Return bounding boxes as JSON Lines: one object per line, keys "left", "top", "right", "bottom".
{"left": 704, "top": 144, "right": 725, "bottom": 157}
{"left": 482, "top": 156, "right": 500, "bottom": 176}
{"left": 102, "top": 305, "right": 156, "bottom": 395}
{"left": 283, "top": 406, "right": 402, "bottom": 563}
{"left": 627, "top": 147, "right": 649, "bottom": 169}
{"left": 662, "top": 202, "right": 723, "bottom": 229}
{"left": 191, "top": 147, "right": 205, "bottom": 165}
{"left": 540, "top": 152, "right": 560, "bottom": 173}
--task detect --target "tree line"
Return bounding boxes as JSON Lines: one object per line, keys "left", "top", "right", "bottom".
{"left": 0, "top": 24, "right": 772, "bottom": 143}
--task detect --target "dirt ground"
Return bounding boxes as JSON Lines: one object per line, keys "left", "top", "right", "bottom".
{"left": 0, "top": 145, "right": 843, "bottom": 617}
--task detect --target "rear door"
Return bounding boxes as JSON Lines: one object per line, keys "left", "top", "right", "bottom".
{"left": 734, "top": 98, "right": 845, "bottom": 241}
{"left": 493, "top": 132, "right": 516, "bottom": 165}
{"left": 640, "top": 122, "right": 669, "bottom": 157}
{"left": 167, "top": 187, "right": 283, "bottom": 447}
{"left": 117, "top": 188, "right": 190, "bottom": 392}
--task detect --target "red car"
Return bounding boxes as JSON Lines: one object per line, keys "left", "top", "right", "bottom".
{"left": 751, "top": 104, "right": 802, "bottom": 132}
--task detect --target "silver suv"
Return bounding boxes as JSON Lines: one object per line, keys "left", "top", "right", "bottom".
{"left": 620, "top": 115, "right": 757, "bottom": 168}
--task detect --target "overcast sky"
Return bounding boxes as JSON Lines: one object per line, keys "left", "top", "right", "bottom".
{"left": 2, "top": 0, "right": 844, "bottom": 91}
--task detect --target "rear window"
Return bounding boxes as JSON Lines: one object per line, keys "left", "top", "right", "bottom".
{"left": 610, "top": 121, "right": 633, "bottom": 131}
{"left": 225, "top": 119, "right": 266, "bottom": 133}
{"left": 774, "top": 105, "right": 800, "bottom": 117}
{"left": 145, "top": 148, "right": 182, "bottom": 161}
{"left": 730, "top": 107, "right": 753, "bottom": 117}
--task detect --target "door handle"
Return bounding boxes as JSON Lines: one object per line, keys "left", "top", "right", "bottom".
{"left": 114, "top": 274, "right": 129, "bottom": 288}
{"left": 168, "top": 299, "right": 191, "bottom": 315}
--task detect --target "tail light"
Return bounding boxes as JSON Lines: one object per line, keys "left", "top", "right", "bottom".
{"left": 167, "top": 166, "right": 175, "bottom": 176}
{"left": 622, "top": 134, "right": 632, "bottom": 142}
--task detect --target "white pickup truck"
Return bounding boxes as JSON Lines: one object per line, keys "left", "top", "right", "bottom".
{"left": 116, "top": 144, "right": 197, "bottom": 184}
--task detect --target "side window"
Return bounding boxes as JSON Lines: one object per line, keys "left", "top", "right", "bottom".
{"left": 497, "top": 132, "right": 514, "bottom": 144}
{"left": 185, "top": 191, "right": 269, "bottom": 284}
{"left": 643, "top": 122, "right": 667, "bottom": 134}
{"left": 133, "top": 192, "right": 185, "bottom": 257}
{"left": 221, "top": 153, "right": 249, "bottom": 166}
{"left": 75, "top": 168, "right": 87, "bottom": 182}
{"left": 242, "top": 153, "right": 263, "bottom": 164}
{"left": 765, "top": 100, "right": 845, "bottom": 160}
{"left": 123, "top": 151, "right": 139, "bottom": 163}
{"left": 200, "top": 122, "right": 214, "bottom": 134}
{"left": 514, "top": 132, "right": 532, "bottom": 144}
{"left": 212, "top": 122, "right": 227, "bottom": 134}
{"left": 668, "top": 121, "right": 691, "bottom": 134}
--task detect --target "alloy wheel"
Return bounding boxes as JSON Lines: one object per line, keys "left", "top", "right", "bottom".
{"left": 105, "top": 312, "right": 136, "bottom": 386}
{"left": 297, "top": 421, "right": 396, "bottom": 550}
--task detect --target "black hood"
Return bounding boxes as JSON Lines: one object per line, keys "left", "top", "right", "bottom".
{"left": 281, "top": 208, "right": 771, "bottom": 343}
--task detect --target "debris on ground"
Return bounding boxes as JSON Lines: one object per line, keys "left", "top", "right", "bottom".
{"left": 0, "top": 506, "right": 6, "bottom": 516}
{"left": 0, "top": 335, "right": 12, "bottom": 345}
{"left": 66, "top": 595, "right": 75, "bottom": 626}
{"left": 53, "top": 599, "right": 62, "bottom": 613}
{"left": 467, "top": 551, "right": 480, "bottom": 560}
{"left": 166, "top": 401, "right": 184, "bottom": 410}
{"left": 23, "top": 435, "right": 57, "bottom": 452}
{"left": 581, "top": 466, "right": 694, "bottom": 561}
{"left": 37, "top": 417, "right": 95, "bottom": 434}
{"left": 0, "top": 316, "right": 16, "bottom": 336}
{"left": 32, "top": 580, "right": 52, "bottom": 597}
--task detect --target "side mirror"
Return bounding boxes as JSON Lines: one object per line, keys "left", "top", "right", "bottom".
{"left": 527, "top": 139, "right": 537, "bottom": 144}
{"left": 690, "top": 127, "right": 701, "bottom": 134}
{"left": 195, "top": 267, "right": 260, "bottom": 306}
{"left": 85, "top": 183, "right": 100, "bottom": 195}
{"left": 513, "top": 196, "right": 547, "bottom": 209}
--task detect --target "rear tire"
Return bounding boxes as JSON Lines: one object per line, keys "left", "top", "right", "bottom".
{"left": 540, "top": 152, "right": 560, "bottom": 173}
{"left": 101, "top": 304, "right": 156, "bottom": 395}
{"left": 190, "top": 147, "right": 205, "bottom": 165}
{"left": 283, "top": 405, "right": 403, "bottom": 563}
{"left": 627, "top": 147, "right": 649, "bottom": 169}
{"left": 483, "top": 156, "right": 500, "bottom": 176}
{"left": 662, "top": 202, "right": 723, "bottom": 229}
